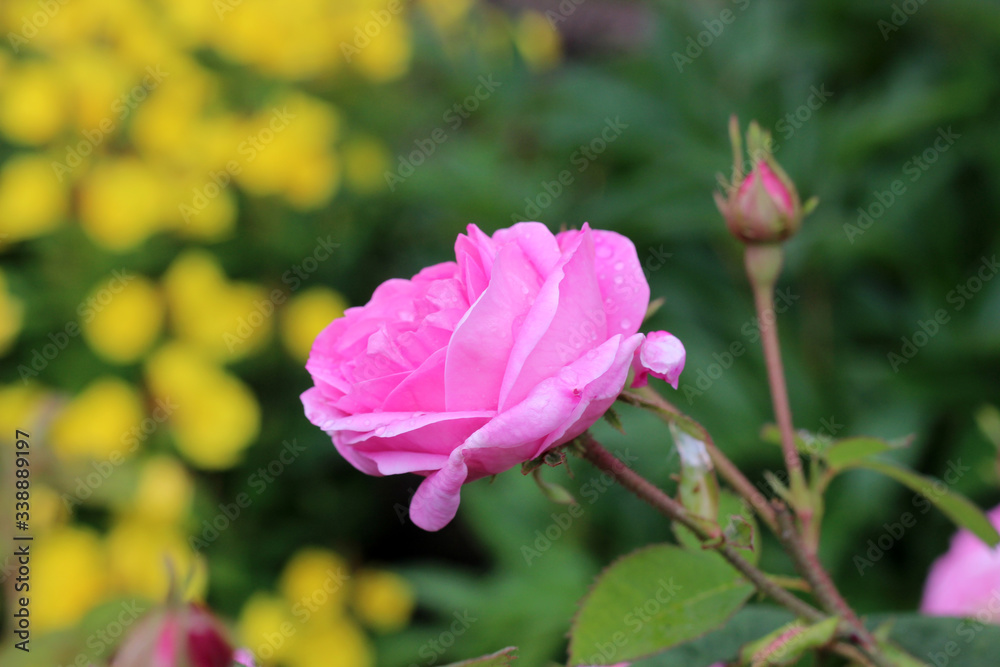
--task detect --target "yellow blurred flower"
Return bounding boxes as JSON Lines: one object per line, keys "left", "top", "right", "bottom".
{"left": 279, "top": 548, "right": 351, "bottom": 619}
{"left": 285, "top": 619, "right": 373, "bottom": 667}
{"left": 352, "top": 18, "right": 412, "bottom": 83}
{"left": 418, "top": 0, "right": 475, "bottom": 32}
{"left": 280, "top": 287, "right": 348, "bottom": 363}
{"left": 0, "top": 384, "right": 50, "bottom": 437}
{"left": 79, "top": 158, "right": 168, "bottom": 252}
{"left": 130, "top": 456, "right": 195, "bottom": 525}
{"left": 352, "top": 569, "right": 415, "bottom": 633}
{"left": 0, "top": 153, "right": 68, "bottom": 242}
{"left": 163, "top": 250, "right": 273, "bottom": 361}
{"left": 0, "top": 269, "right": 24, "bottom": 355}
{"left": 82, "top": 274, "right": 164, "bottom": 364}
{"left": 106, "top": 518, "right": 207, "bottom": 601}
{"left": 32, "top": 483, "right": 71, "bottom": 533}
{"left": 513, "top": 10, "right": 562, "bottom": 71}
{"left": 235, "top": 93, "right": 342, "bottom": 210}
{"left": 145, "top": 342, "right": 260, "bottom": 469}
{"left": 0, "top": 60, "right": 67, "bottom": 145}
{"left": 32, "top": 526, "right": 108, "bottom": 633}
{"left": 49, "top": 377, "right": 145, "bottom": 461}
{"left": 239, "top": 593, "right": 295, "bottom": 665}
{"left": 343, "top": 136, "right": 391, "bottom": 194}
{"left": 61, "top": 48, "right": 137, "bottom": 132}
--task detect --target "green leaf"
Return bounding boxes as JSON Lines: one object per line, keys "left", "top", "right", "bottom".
{"left": 739, "top": 616, "right": 839, "bottom": 666}
{"left": 633, "top": 605, "right": 794, "bottom": 666}
{"left": 568, "top": 544, "right": 754, "bottom": 665}
{"left": 877, "top": 641, "right": 933, "bottom": 667}
{"left": 847, "top": 459, "right": 1000, "bottom": 548}
{"left": 825, "top": 435, "right": 912, "bottom": 470}
{"left": 440, "top": 647, "right": 518, "bottom": 666}
{"left": 877, "top": 613, "right": 1000, "bottom": 666}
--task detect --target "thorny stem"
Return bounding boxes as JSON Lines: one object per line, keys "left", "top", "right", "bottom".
{"left": 775, "top": 509, "right": 884, "bottom": 659}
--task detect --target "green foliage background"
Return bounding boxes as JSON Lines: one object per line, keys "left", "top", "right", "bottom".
{"left": 4, "top": 0, "right": 1000, "bottom": 665}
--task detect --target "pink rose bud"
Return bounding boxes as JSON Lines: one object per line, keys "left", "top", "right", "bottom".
{"left": 715, "top": 116, "right": 813, "bottom": 244}
{"left": 630, "top": 331, "right": 686, "bottom": 389}
{"left": 111, "top": 603, "right": 234, "bottom": 667}
{"left": 920, "top": 504, "right": 1000, "bottom": 620}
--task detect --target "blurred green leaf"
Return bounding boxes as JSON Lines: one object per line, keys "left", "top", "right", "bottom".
{"left": 825, "top": 435, "right": 912, "bottom": 470}
{"left": 568, "top": 544, "right": 754, "bottom": 665}
{"left": 845, "top": 459, "right": 1000, "bottom": 548}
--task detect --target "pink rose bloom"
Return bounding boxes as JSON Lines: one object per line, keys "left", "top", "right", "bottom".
{"left": 303, "top": 223, "right": 667, "bottom": 531}
{"left": 921, "top": 504, "right": 1000, "bottom": 619}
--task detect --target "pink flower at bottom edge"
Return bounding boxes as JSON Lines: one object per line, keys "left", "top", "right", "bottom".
{"left": 921, "top": 504, "right": 1000, "bottom": 620}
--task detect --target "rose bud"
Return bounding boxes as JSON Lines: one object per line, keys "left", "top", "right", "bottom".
{"left": 630, "top": 330, "right": 686, "bottom": 389}
{"left": 111, "top": 602, "right": 234, "bottom": 667}
{"left": 714, "top": 116, "right": 815, "bottom": 244}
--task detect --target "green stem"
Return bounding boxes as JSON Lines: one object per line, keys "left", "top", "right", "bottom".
{"left": 745, "top": 245, "right": 809, "bottom": 512}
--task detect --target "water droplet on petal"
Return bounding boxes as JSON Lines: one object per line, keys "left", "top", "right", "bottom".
{"left": 620, "top": 319, "right": 632, "bottom": 330}
{"left": 613, "top": 275, "right": 624, "bottom": 285}
{"left": 614, "top": 261, "right": 625, "bottom": 271}
{"left": 596, "top": 245, "right": 613, "bottom": 258}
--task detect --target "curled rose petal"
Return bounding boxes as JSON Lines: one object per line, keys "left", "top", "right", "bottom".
{"left": 630, "top": 330, "right": 686, "bottom": 389}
